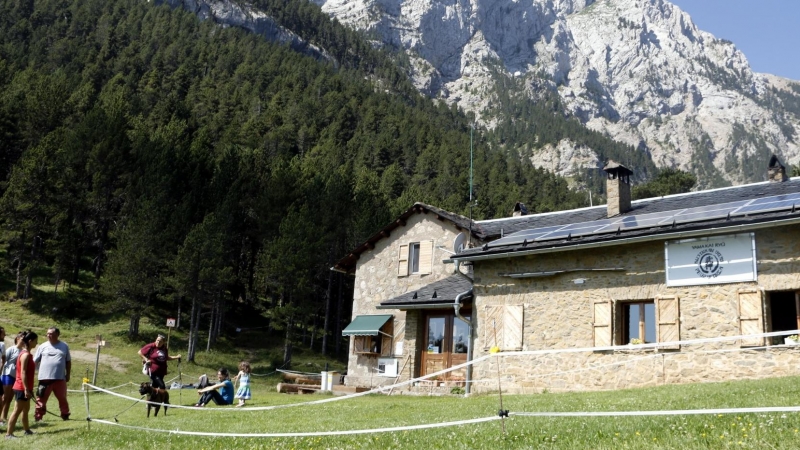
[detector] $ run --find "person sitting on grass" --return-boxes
[194,368,233,407]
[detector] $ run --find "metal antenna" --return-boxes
[468,123,476,247]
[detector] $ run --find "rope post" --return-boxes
[83,378,91,431]
[492,320,507,435]
[178,358,183,405]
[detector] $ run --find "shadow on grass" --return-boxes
[21,287,111,327]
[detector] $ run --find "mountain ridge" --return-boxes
[313,0,800,188]
[159,0,800,188]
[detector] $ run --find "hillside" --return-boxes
[0,0,600,355]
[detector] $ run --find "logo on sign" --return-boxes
[694,247,724,278]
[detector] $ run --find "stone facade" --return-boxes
[469,224,800,394]
[345,212,465,388]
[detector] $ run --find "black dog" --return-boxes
[139,382,169,418]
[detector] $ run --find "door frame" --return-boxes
[420,310,471,380]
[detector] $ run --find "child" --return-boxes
[232,361,252,407]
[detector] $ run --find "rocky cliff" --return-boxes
[161,0,800,187]
[314,0,800,187]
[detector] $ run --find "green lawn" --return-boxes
[3,300,800,448]
[8,374,800,449]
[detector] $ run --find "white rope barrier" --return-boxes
[276,369,321,377]
[68,381,139,394]
[87,415,501,437]
[512,405,800,418]
[78,329,800,414]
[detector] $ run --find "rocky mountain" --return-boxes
[160,0,800,188]
[313,0,800,188]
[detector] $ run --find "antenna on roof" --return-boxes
[467,122,477,248]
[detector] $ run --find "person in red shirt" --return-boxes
[5,330,38,440]
[138,334,181,390]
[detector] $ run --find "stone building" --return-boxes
[336,157,800,393]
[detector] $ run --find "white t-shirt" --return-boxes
[2,345,20,377]
[34,340,71,380]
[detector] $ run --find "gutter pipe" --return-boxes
[453,288,473,395]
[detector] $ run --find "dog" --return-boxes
[139,382,169,418]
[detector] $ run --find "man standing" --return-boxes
[34,327,71,421]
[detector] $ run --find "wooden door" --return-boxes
[421,313,471,381]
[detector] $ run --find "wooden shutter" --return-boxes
[503,305,524,351]
[738,289,764,346]
[484,305,504,349]
[397,244,409,277]
[656,296,680,349]
[380,320,394,357]
[593,300,613,347]
[419,240,434,274]
[483,305,523,351]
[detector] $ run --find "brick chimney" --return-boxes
[768,155,788,182]
[512,202,528,217]
[603,160,633,217]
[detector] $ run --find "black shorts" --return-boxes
[14,389,31,402]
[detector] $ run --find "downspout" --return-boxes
[454,260,474,395]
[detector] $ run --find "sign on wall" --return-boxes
[665,233,756,287]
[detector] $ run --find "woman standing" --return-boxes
[0,332,24,426]
[138,334,181,390]
[5,330,38,440]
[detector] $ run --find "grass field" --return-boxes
[4,299,800,448]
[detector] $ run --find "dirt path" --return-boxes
[70,349,131,373]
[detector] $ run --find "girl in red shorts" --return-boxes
[5,330,38,440]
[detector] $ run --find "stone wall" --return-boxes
[345,213,464,387]
[469,225,800,393]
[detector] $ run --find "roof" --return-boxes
[333,203,479,274]
[377,274,473,310]
[457,177,800,260]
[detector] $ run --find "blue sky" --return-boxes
[669,0,800,80]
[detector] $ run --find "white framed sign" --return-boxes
[665,233,757,287]
[166,317,176,328]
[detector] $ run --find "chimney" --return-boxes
[603,160,633,217]
[512,202,528,217]
[767,155,788,182]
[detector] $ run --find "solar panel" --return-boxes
[483,191,800,249]
[742,192,800,206]
[594,210,679,234]
[734,199,798,215]
[535,219,618,241]
[486,225,565,248]
[673,205,742,224]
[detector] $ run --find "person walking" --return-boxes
[138,334,181,390]
[1,332,24,426]
[33,327,71,422]
[5,331,38,439]
[232,361,252,407]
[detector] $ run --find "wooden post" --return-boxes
[92,335,103,385]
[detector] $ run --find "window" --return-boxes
[409,242,420,274]
[344,315,394,356]
[397,241,433,276]
[765,290,799,345]
[620,301,655,344]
